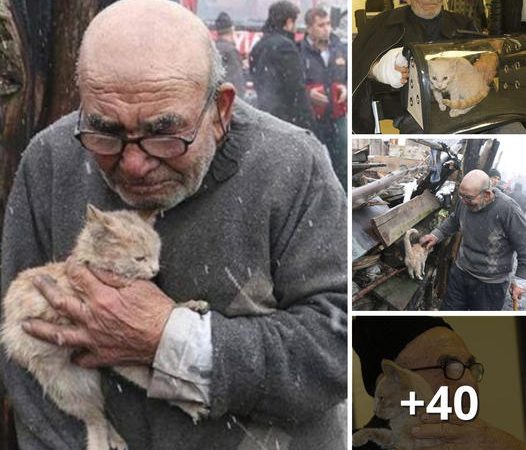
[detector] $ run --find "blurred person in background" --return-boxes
[215,12,246,98]
[300,7,347,190]
[249,0,314,129]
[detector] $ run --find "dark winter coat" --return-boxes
[216,37,246,97]
[352,6,476,133]
[299,33,348,125]
[249,28,314,129]
[1,100,347,450]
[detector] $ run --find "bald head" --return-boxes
[459,169,494,212]
[460,170,491,192]
[77,0,221,95]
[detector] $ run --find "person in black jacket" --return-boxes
[214,12,246,98]
[300,7,347,189]
[249,1,314,130]
[352,0,477,134]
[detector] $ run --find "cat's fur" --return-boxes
[404,228,431,280]
[1,205,208,450]
[352,360,438,449]
[428,57,489,117]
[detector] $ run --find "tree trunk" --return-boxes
[0,0,114,244]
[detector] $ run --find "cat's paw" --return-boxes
[108,424,127,450]
[438,102,447,111]
[179,299,210,314]
[449,109,461,117]
[352,430,370,447]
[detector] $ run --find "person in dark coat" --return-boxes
[300,7,347,190]
[214,12,246,98]
[510,182,526,212]
[249,0,314,129]
[352,1,477,134]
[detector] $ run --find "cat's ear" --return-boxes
[137,209,158,226]
[86,204,117,230]
[86,204,105,223]
[381,359,402,381]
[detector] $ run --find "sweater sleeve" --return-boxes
[431,202,461,242]
[505,205,526,279]
[1,139,87,450]
[209,144,347,425]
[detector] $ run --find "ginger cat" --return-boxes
[428,57,489,117]
[352,360,439,449]
[1,205,208,450]
[404,228,432,280]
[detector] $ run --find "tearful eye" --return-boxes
[135,256,146,262]
[432,76,436,80]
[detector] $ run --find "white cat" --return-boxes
[428,57,489,117]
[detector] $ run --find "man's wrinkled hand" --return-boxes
[419,234,438,250]
[412,414,525,449]
[23,262,175,368]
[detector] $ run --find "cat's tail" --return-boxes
[442,85,489,109]
[404,228,419,257]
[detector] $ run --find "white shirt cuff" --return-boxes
[148,307,212,406]
[514,276,526,289]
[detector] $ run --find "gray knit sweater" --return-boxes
[1,101,347,449]
[431,189,526,283]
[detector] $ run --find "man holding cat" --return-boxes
[0,1,347,449]
[352,0,477,133]
[353,0,526,133]
[420,169,526,310]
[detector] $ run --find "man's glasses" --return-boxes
[411,358,484,382]
[74,89,217,159]
[458,185,491,202]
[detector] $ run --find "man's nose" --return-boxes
[119,144,160,178]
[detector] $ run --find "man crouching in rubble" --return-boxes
[421,169,526,310]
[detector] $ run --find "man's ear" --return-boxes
[213,82,236,143]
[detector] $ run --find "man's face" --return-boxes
[79,78,218,210]
[284,17,297,33]
[458,184,491,212]
[407,0,443,19]
[395,328,480,405]
[308,14,331,46]
[490,176,500,188]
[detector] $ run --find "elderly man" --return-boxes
[0,1,347,449]
[420,169,526,310]
[352,0,477,133]
[352,317,526,449]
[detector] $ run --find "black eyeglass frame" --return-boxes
[458,187,490,202]
[410,358,484,382]
[74,87,218,159]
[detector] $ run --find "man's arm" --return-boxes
[428,202,462,243]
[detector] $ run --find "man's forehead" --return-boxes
[396,327,472,365]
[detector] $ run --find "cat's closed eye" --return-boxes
[135,256,146,262]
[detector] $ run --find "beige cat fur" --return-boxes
[1,205,207,450]
[428,57,490,117]
[404,229,432,280]
[352,360,439,449]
